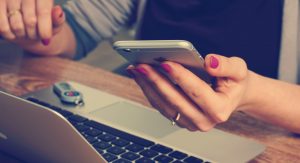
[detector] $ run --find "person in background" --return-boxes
[0,0,299,133]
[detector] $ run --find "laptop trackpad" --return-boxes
[90,102,180,138]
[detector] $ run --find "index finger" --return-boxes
[37,0,54,40]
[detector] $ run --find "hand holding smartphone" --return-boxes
[113,40,211,83]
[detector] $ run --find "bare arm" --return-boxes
[242,71,300,133]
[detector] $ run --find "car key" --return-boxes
[53,82,84,105]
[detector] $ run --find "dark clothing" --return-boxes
[140,0,284,78]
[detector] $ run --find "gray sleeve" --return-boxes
[63,0,138,59]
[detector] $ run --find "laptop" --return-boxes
[0,81,265,163]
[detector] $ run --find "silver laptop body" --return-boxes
[0,81,265,163]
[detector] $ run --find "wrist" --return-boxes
[238,70,263,112]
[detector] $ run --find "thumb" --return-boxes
[204,54,248,81]
[52,5,65,33]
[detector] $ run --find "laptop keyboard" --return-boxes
[27,97,210,163]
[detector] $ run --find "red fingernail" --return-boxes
[126,68,135,77]
[59,12,64,18]
[41,39,51,46]
[136,67,148,76]
[210,56,219,69]
[161,63,172,73]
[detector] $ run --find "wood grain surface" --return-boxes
[0,52,299,163]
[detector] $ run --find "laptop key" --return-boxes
[47,105,63,112]
[27,97,42,104]
[121,152,140,161]
[83,135,98,144]
[102,153,118,162]
[85,128,102,137]
[184,156,203,163]
[68,115,88,123]
[93,141,112,150]
[98,133,116,142]
[27,98,52,108]
[140,149,159,158]
[154,155,173,163]
[169,151,188,160]
[112,138,130,147]
[112,158,131,163]
[69,121,79,126]
[172,161,184,163]
[150,144,173,154]
[136,157,155,163]
[107,146,126,155]
[85,120,155,147]
[125,143,144,152]
[95,148,104,154]
[74,124,90,132]
[56,109,73,117]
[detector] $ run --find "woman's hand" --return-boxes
[0,0,65,46]
[127,54,251,131]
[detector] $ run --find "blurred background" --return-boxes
[0,0,134,76]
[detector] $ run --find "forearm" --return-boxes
[241,71,300,133]
[16,23,76,58]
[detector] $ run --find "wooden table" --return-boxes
[0,50,299,162]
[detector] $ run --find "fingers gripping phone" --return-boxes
[113,40,211,83]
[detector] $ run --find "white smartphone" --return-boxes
[113,40,211,83]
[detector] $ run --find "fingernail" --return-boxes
[136,67,148,76]
[126,68,135,77]
[41,39,51,46]
[161,63,172,73]
[59,12,64,18]
[210,56,219,69]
